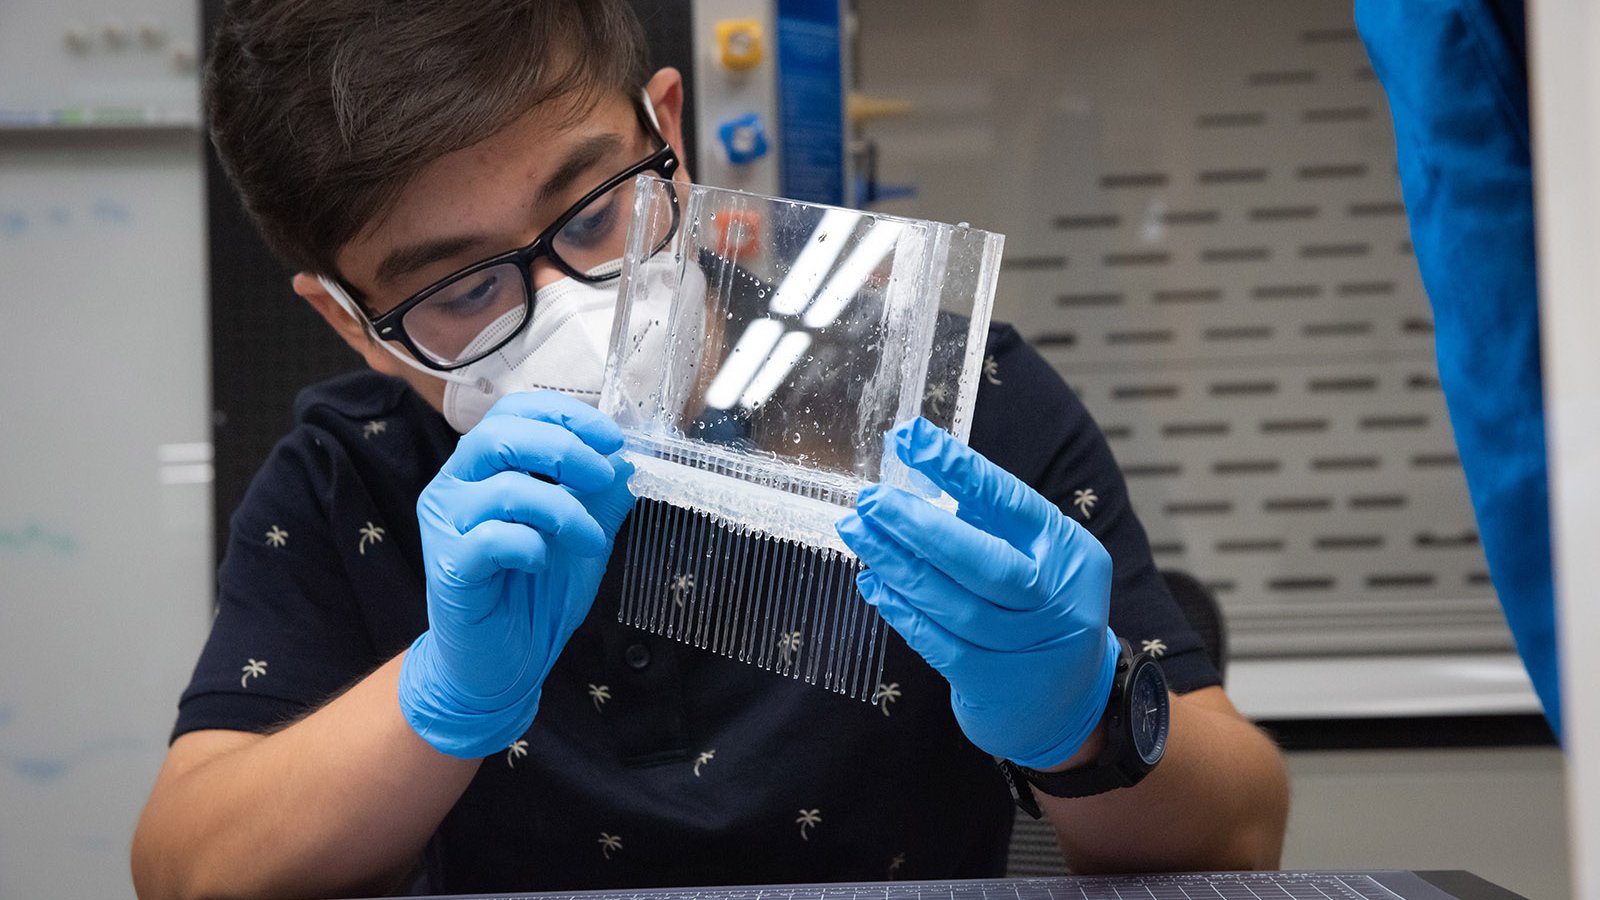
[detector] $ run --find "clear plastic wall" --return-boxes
[602,176,1004,552]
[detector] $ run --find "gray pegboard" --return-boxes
[856,0,1506,657]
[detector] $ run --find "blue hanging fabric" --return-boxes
[1356,0,1560,739]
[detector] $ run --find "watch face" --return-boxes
[1128,661,1171,766]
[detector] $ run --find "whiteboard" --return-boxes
[0,130,212,898]
[0,0,200,126]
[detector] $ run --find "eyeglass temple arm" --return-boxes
[316,275,487,390]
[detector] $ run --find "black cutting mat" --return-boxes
[365,871,1480,900]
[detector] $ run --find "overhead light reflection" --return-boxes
[739,330,814,409]
[767,209,859,316]
[705,318,785,409]
[801,222,904,328]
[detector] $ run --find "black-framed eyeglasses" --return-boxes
[347,107,681,371]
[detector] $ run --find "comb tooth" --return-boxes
[623,500,649,631]
[853,569,877,701]
[785,549,810,680]
[840,559,865,697]
[759,538,790,672]
[674,509,706,641]
[759,538,786,672]
[805,553,837,686]
[663,507,687,640]
[694,511,720,650]
[744,539,769,670]
[618,510,637,628]
[868,602,889,704]
[713,527,741,658]
[825,555,848,694]
[697,511,717,647]
[736,536,766,664]
[798,551,821,681]
[664,503,691,638]
[635,500,661,632]
[648,501,680,637]
[779,538,801,676]
[620,500,654,630]
[726,526,755,660]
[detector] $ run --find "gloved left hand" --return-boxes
[836,417,1119,769]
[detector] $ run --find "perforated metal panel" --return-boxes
[856,0,1507,657]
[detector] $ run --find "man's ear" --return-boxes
[645,67,687,161]
[291,272,395,372]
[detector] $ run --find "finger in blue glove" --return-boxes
[837,417,1118,769]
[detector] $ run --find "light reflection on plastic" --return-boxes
[705,318,785,409]
[767,209,859,316]
[739,330,814,410]
[801,222,903,328]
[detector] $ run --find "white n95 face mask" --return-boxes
[438,275,621,432]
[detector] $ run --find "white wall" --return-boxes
[1282,748,1568,899]
[0,2,209,895]
[0,130,212,898]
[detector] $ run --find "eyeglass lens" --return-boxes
[402,174,675,367]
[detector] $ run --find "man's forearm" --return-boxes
[1039,686,1289,873]
[132,652,480,900]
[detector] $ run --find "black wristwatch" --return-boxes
[997,639,1171,818]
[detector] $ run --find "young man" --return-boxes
[132,2,1289,898]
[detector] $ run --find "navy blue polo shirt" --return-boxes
[174,322,1219,893]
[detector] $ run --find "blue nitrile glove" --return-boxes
[835,418,1119,769]
[399,391,636,758]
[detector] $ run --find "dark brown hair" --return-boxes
[206,0,652,276]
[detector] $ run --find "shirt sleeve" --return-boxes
[172,426,378,740]
[970,324,1222,694]
[1356,0,1559,737]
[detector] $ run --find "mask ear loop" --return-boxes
[317,274,487,391]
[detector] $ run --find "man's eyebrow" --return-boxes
[536,133,627,205]
[374,234,497,286]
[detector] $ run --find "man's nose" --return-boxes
[530,257,567,292]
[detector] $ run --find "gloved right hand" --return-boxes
[399,391,635,759]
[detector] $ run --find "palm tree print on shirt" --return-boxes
[777,631,802,665]
[597,833,622,859]
[240,659,267,688]
[888,852,906,878]
[669,573,696,607]
[506,740,529,768]
[872,682,901,716]
[1072,488,1099,519]
[265,526,288,548]
[693,750,715,777]
[1141,638,1168,657]
[796,809,821,840]
[983,354,1002,385]
[587,684,611,712]
[357,521,385,555]
[923,383,952,415]
[362,420,387,439]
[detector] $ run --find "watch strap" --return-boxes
[996,758,1043,819]
[1018,755,1141,799]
